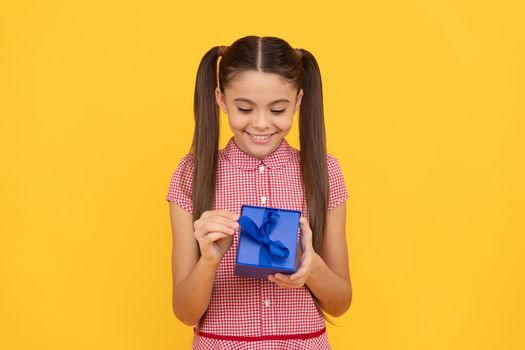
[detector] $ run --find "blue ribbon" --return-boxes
[238,209,289,267]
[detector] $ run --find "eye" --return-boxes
[237,108,286,114]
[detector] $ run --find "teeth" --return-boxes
[249,133,271,140]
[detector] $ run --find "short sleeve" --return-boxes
[165,153,194,214]
[327,153,349,211]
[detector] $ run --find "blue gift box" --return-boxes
[234,204,301,279]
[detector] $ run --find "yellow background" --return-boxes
[1,1,523,349]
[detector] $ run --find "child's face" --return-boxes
[215,70,303,160]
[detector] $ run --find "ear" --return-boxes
[295,88,304,110]
[215,87,228,114]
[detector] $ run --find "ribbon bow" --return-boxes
[238,209,289,267]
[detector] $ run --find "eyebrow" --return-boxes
[234,97,290,105]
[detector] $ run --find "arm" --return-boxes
[169,202,217,326]
[306,202,352,317]
[269,201,352,317]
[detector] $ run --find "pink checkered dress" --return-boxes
[166,136,349,350]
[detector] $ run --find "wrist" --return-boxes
[199,255,221,269]
[306,251,322,285]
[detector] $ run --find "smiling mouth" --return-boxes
[246,131,276,140]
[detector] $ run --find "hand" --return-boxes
[268,216,318,288]
[193,210,240,265]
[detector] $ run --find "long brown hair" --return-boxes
[191,36,335,326]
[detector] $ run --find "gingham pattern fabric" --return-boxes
[191,330,332,350]
[166,136,348,350]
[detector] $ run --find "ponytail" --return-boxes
[298,48,329,254]
[190,46,222,330]
[191,46,222,224]
[297,48,335,326]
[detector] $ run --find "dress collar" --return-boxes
[222,136,294,171]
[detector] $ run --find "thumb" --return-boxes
[299,217,313,244]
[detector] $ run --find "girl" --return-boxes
[166,35,351,349]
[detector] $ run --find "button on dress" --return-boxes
[166,136,349,350]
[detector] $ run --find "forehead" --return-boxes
[224,70,297,102]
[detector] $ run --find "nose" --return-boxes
[251,112,271,130]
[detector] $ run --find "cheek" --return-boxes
[275,116,294,131]
[228,115,247,129]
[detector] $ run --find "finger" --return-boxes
[269,275,300,289]
[211,210,240,221]
[290,258,307,279]
[202,231,231,243]
[273,272,294,283]
[289,266,307,281]
[195,214,239,232]
[199,210,239,225]
[200,210,212,219]
[299,221,313,245]
[268,274,288,286]
[299,217,312,234]
[204,221,237,235]
[195,222,236,239]
[274,281,296,289]
[207,215,240,229]
[290,249,311,280]
[295,242,302,268]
